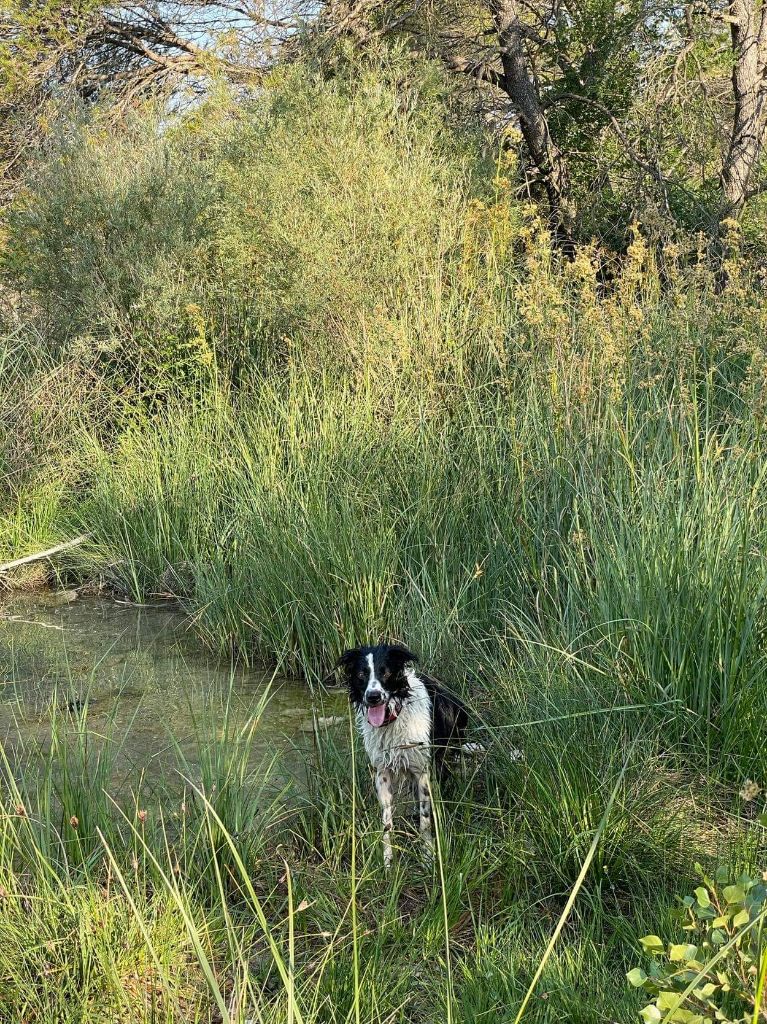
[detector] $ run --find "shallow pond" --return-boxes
[0,592,345,794]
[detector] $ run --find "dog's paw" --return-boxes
[460,741,486,756]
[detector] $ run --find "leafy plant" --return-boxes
[628,864,767,1023]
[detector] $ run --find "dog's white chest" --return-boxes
[357,675,432,774]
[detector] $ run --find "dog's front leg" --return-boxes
[375,768,395,870]
[416,771,434,861]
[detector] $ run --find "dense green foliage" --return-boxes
[5,65,471,391]
[629,865,767,1023]
[1,60,767,1023]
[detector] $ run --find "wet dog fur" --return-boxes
[335,643,471,868]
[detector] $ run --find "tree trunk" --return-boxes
[719,0,767,227]
[490,0,576,253]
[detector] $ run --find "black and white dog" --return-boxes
[335,643,474,868]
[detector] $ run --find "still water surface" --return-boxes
[0,592,344,792]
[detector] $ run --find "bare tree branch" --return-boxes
[442,53,508,91]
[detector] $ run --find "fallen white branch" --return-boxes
[2,616,65,630]
[0,535,89,574]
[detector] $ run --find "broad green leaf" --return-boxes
[695,887,711,908]
[669,943,698,962]
[750,882,767,904]
[732,907,749,928]
[723,885,745,904]
[627,967,648,987]
[715,970,731,992]
[655,999,706,1021]
[639,1004,662,1023]
[693,982,718,999]
[640,935,665,954]
[658,991,683,1009]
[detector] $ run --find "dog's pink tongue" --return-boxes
[367,704,387,727]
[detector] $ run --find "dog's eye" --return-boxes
[357,671,366,680]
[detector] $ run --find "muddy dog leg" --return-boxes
[416,771,433,862]
[375,768,395,869]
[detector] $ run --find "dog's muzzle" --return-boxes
[365,694,401,728]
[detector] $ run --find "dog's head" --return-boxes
[336,644,419,728]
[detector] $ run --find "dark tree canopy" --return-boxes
[3,0,767,256]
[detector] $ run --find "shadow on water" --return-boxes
[0,591,346,797]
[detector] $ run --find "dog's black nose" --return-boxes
[365,691,384,706]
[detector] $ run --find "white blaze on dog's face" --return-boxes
[337,644,419,729]
[364,652,388,724]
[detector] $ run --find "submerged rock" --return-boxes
[35,589,79,608]
[300,715,346,732]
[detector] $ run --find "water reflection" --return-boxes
[0,592,345,793]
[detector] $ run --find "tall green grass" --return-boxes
[1,679,746,1024]
[57,342,767,784]
[2,53,767,1022]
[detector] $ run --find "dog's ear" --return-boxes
[335,648,361,679]
[388,644,419,670]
